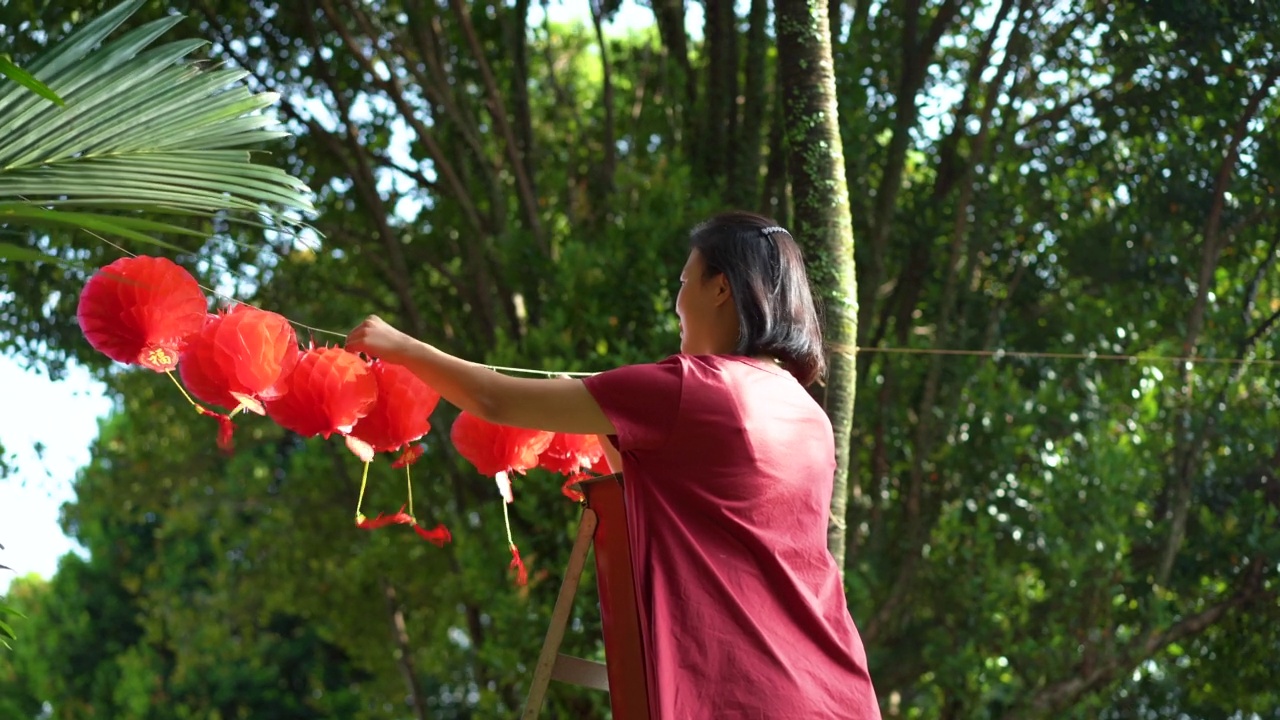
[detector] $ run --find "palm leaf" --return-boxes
[0,54,65,106]
[0,0,314,261]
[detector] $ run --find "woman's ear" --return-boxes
[712,272,732,306]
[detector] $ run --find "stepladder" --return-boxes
[521,474,653,720]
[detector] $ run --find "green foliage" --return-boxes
[0,543,20,654]
[0,53,64,105]
[0,0,312,376]
[0,0,313,237]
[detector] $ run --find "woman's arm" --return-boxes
[346,315,615,435]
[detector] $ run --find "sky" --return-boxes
[0,1,697,595]
[0,355,110,593]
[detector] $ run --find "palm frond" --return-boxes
[0,54,65,106]
[0,0,314,257]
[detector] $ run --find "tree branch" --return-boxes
[301,1,426,337]
[447,0,548,250]
[1180,65,1280,360]
[382,579,430,720]
[1241,226,1280,324]
[588,0,618,199]
[859,0,962,345]
[318,0,488,240]
[1160,64,1280,586]
[1007,570,1267,719]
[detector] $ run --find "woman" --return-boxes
[346,211,881,719]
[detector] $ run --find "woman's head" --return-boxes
[676,211,826,385]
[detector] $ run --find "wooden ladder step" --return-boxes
[550,654,610,691]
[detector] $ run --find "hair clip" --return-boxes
[760,226,788,236]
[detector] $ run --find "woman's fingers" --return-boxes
[345,315,381,354]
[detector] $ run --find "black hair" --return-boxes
[688,211,827,386]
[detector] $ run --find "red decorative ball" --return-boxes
[538,433,606,475]
[349,360,441,454]
[450,411,553,477]
[179,313,239,411]
[76,256,207,372]
[264,347,377,438]
[212,304,299,405]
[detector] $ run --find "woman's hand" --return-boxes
[345,315,414,362]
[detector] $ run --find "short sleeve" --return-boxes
[581,356,684,452]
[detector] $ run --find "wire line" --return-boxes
[88,235,1279,376]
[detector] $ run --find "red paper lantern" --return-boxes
[451,411,553,478]
[181,306,299,412]
[345,358,450,543]
[209,304,299,412]
[349,360,441,455]
[264,347,377,440]
[179,313,239,412]
[450,411,553,586]
[538,433,606,475]
[540,433,609,502]
[76,255,207,371]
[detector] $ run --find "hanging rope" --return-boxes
[89,235,1279,375]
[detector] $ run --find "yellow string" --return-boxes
[355,461,371,520]
[500,498,516,551]
[164,370,201,408]
[405,464,414,519]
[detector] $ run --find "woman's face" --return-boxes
[676,249,729,355]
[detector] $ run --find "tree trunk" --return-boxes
[650,0,695,151]
[382,578,430,720]
[776,0,858,571]
[730,0,770,209]
[699,0,739,184]
[589,0,617,200]
[760,74,790,222]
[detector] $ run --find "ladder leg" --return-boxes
[521,507,600,719]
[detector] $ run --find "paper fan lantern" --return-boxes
[540,432,608,502]
[349,360,441,455]
[539,433,605,475]
[176,314,241,450]
[209,304,299,413]
[179,314,238,410]
[345,360,448,547]
[264,347,377,441]
[76,255,207,371]
[451,411,553,586]
[451,411,553,480]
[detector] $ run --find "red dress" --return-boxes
[583,354,881,719]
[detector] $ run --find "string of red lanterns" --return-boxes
[76,255,611,585]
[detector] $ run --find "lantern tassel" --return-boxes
[357,504,413,529]
[405,463,415,519]
[561,472,588,503]
[354,461,371,524]
[165,370,201,408]
[498,487,527,587]
[494,470,527,585]
[412,522,451,546]
[167,370,235,452]
[509,543,528,587]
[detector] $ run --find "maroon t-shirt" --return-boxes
[583,354,880,719]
